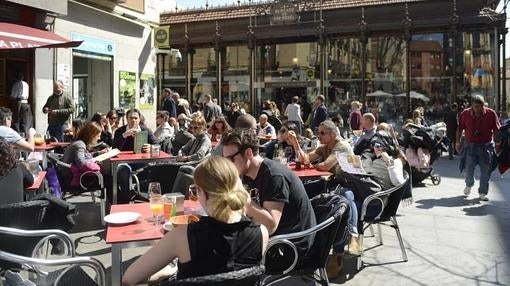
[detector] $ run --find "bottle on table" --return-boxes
[273,142,281,163]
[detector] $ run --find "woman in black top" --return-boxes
[0,137,33,204]
[122,156,268,285]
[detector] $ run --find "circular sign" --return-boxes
[155,28,168,44]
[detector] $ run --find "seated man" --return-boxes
[176,116,211,162]
[257,114,276,139]
[0,107,36,152]
[222,130,316,257]
[113,108,157,152]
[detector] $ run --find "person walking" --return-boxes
[161,88,177,118]
[284,96,304,135]
[42,80,74,141]
[456,95,501,201]
[444,103,459,159]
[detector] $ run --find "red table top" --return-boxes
[33,142,70,151]
[106,200,203,244]
[26,171,47,191]
[110,151,173,162]
[288,163,333,178]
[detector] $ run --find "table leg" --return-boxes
[42,150,48,170]
[112,162,118,204]
[111,244,122,286]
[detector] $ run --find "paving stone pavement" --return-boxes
[67,155,510,286]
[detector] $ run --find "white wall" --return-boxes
[33,48,54,134]
[51,1,158,130]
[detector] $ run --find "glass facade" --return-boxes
[221,45,250,112]
[191,47,217,103]
[254,42,320,114]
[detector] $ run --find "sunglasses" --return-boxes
[225,149,242,162]
[190,126,201,130]
[372,142,384,148]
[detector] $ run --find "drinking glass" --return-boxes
[215,134,222,142]
[148,182,163,226]
[188,184,198,201]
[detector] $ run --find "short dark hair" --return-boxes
[126,108,142,118]
[292,96,299,103]
[221,129,260,156]
[157,110,170,121]
[0,107,12,125]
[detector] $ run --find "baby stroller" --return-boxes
[400,123,448,186]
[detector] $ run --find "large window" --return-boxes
[221,45,250,112]
[192,48,217,103]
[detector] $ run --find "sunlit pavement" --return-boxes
[67,155,510,285]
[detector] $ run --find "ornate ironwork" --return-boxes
[249,0,323,26]
[359,7,368,45]
[247,27,256,50]
[214,21,221,50]
[401,3,413,41]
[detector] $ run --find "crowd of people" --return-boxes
[0,83,507,284]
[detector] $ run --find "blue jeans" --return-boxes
[463,143,494,195]
[333,188,358,253]
[48,124,64,142]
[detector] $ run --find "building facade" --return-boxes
[160,0,506,122]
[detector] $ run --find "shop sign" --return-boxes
[265,81,316,88]
[270,1,298,25]
[71,33,115,56]
[153,26,170,48]
[119,71,136,109]
[139,74,155,109]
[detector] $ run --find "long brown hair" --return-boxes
[0,138,17,177]
[75,122,102,149]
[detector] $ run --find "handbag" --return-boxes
[335,171,383,202]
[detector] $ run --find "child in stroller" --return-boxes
[400,122,448,186]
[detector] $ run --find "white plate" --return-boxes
[104,212,141,224]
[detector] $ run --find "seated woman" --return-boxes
[176,116,211,162]
[61,122,110,189]
[208,116,231,142]
[274,121,308,161]
[91,112,113,147]
[0,137,34,204]
[122,156,268,285]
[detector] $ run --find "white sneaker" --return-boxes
[479,194,488,201]
[463,186,471,196]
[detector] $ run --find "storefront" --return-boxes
[160,0,507,118]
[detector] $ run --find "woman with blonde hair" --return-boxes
[122,156,268,285]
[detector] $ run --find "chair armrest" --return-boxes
[262,216,337,274]
[79,171,104,190]
[360,175,409,221]
[0,226,75,257]
[0,250,106,286]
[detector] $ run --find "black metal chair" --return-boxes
[356,171,410,270]
[0,226,106,286]
[260,193,350,286]
[158,265,265,286]
[46,153,106,222]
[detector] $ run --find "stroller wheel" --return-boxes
[431,174,441,185]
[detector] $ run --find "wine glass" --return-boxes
[148,182,163,226]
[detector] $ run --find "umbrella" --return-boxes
[0,22,82,49]
[396,91,430,102]
[367,90,392,97]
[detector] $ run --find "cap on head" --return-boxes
[471,94,485,105]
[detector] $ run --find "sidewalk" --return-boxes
[332,156,510,285]
[67,155,510,285]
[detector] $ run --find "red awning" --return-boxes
[0,22,82,49]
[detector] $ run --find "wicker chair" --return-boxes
[159,265,265,286]
[260,193,350,286]
[0,226,106,286]
[356,171,410,270]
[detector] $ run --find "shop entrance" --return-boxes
[72,54,112,119]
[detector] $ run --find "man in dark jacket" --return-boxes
[161,88,177,118]
[113,108,157,151]
[311,94,328,133]
[444,103,458,159]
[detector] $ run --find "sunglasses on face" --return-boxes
[226,149,242,162]
[371,142,384,148]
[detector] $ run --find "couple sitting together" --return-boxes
[123,128,317,285]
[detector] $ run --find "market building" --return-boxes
[159,0,507,121]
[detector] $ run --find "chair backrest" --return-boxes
[263,193,349,274]
[0,200,50,269]
[47,152,73,192]
[163,265,265,286]
[170,165,195,197]
[380,172,410,221]
[137,163,182,194]
[306,193,350,269]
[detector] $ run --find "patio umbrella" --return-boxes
[0,22,82,49]
[396,91,430,101]
[367,90,392,97]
